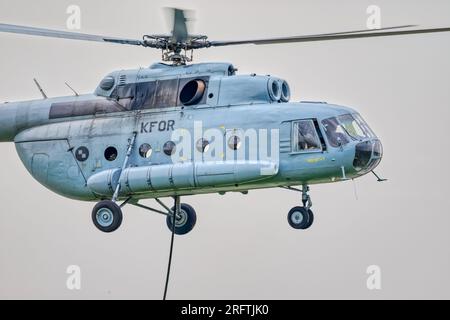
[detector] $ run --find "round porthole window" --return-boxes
[75,146,89,162]
[104,146,118,161]
[139,143,153,159]
[163,141,177,156]
[228,136,242,150]
[196,139,210,153]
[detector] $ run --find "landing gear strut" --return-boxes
[91,197,197,235]
[285,185,314,230]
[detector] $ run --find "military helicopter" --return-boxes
[0,8,449,235]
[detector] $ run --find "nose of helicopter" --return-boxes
[353,139,383,173]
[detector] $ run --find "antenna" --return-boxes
[65,82,79,96]
[33,78,47,99]
[352,179,359,201]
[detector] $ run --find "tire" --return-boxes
[166,203,197,235]
[92,200,123,233]
[287,207,314,230]
[303,209,314,229]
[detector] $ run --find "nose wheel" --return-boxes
[288,207,314,230]
[285,185,314,230]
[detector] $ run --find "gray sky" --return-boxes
[0,0,449,299]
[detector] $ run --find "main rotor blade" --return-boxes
[173,9,189,42]
[209,26,450,47]
[164,7,191,43]
[0,23,143,46]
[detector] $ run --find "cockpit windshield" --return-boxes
[337,114,375,140]
[322,114,376,147]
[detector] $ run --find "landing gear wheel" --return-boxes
[303,209,314,229]
[288,207,314,230]
[92,200,123,233]
[166,203,197,236]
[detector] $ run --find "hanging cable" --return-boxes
[163,197,178,300]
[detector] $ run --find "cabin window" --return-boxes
[75,147,89,162]
[292,120,322,152]
[196,139,210,153]
[228,136,242,151]
[163,141,177,156]
[139,143,153,159]
[104,147,118,161]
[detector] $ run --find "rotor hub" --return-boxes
[142,35,210,65]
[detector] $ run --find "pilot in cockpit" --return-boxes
[322,118,349,147]
[297,121,321,151]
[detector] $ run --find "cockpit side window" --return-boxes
[322,117,350,148]
[292,120,322,152]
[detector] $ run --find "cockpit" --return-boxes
[322,113,382,174]
[293,112,383,175]
[321,113,376,147]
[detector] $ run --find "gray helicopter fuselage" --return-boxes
[0,62,382,201]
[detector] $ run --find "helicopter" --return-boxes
[0,8,449,235]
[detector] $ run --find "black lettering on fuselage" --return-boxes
[158,121,167,132]
[141,122,149,133]
[140,121,176,134]
[167,120,175,131]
